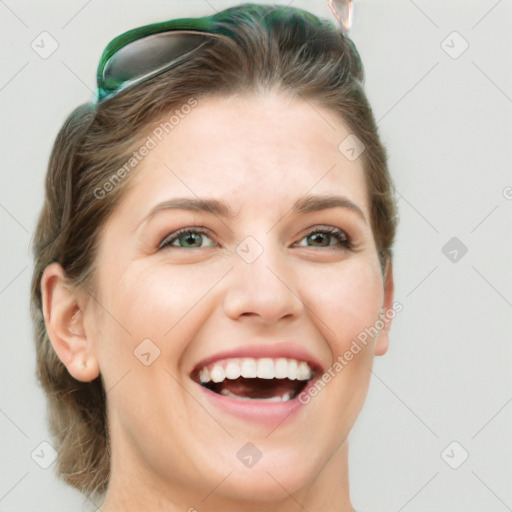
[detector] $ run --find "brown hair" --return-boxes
[31,3,397,498]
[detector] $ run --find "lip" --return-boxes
[195,374,320,427]
[189,341,323,427]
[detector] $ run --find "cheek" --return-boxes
[297,258,384,355]
[293,260,384,442]
[96,260,229,366]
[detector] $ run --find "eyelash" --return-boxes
[294,226,351,249]
[158,226,351,250]
[158,227,214,250]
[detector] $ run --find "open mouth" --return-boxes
[191,357,316,402]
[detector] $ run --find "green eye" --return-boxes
[158,226,351,251]
[297,226,350,248]
[159,228,216,249]
[306,232,331,247]
[177,232,203,248]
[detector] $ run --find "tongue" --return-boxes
[218,377,301,399]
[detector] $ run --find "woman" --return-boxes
[31,3,398,510]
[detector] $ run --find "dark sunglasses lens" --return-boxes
[102,31,211,95]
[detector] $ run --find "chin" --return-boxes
[193,438,331,504]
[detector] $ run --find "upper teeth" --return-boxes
[199,358,313,384]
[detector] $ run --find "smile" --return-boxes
[192,356,318,402]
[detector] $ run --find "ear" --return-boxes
[374,260,395,356]
[41,262,100,382]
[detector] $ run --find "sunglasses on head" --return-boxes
[96,1,353,103]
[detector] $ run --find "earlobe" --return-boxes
[41,263,100,382]
[374,260,395,357]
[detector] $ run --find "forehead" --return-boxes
[117,93,369,222]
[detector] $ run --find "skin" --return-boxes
[42,92,394,512]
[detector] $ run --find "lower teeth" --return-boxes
[220,389,292,402]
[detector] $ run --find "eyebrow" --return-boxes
[142,194,366,225]
[292,195,366,222]
[144,198,237,222]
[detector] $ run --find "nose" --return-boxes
[222,245,304,325]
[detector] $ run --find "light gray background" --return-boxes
[1,0,511,511]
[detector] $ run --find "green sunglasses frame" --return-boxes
[96,15,231,102]
[95,4,346,103]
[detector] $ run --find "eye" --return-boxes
[158,227,216,250]
[294,226,351,249]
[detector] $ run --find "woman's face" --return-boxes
[86,93,393,505]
